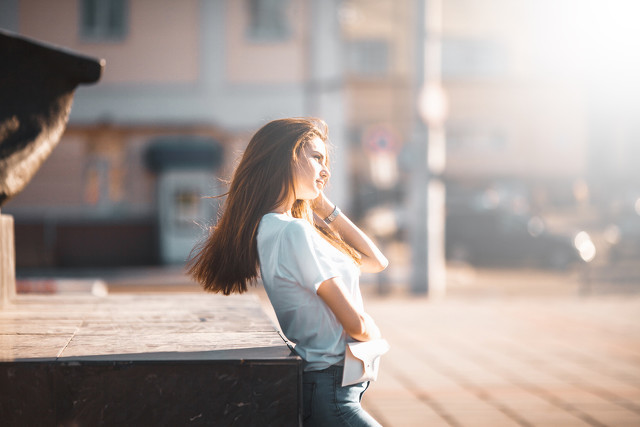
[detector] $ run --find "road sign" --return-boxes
[362,125,399,154]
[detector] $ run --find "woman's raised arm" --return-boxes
[312,192,389,273]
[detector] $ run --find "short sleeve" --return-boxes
[279,220,341,293]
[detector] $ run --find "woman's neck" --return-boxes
[270,198,293,215]
[270,209,291,216]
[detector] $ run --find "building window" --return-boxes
[442,38,508,79]
[84,158,110,206]
[347,39,390,77]
[247,0,291,42]
[447,125,507,151]
[174,189,202,230]
[80,0,128,41]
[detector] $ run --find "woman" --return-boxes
[188,117,387,426]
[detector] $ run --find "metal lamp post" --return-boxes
[409,0,448,296]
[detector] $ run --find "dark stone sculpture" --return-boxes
[0,29,103,206]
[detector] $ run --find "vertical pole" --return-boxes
[0,213,16,307]
[409,0,429,294]
[307,0,348,210]
[409,0,447,296]
[425,0,447,298]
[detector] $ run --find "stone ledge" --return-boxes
[0,214,16,308]
[0,293,302,426]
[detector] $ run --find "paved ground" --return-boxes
[16,264,640,426]
[359,293,640,427]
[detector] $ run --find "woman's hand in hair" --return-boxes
[312,193,389,273]
[310,191,335,221]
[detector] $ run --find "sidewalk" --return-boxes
[359,293,640,426]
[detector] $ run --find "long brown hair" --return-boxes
[187,117,360,295]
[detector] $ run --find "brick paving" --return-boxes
[358,294,640,426]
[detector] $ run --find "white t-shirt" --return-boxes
[257,213,363,371]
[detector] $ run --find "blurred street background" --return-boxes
[3,0,640,291]
[1,0,639,425]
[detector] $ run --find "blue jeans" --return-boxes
[303,365,382,427]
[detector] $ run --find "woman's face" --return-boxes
[293,136,330,200]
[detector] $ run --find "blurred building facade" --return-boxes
[2,0,637,269]
[340,0,415,225]
[2,0,420,269]
[442,0,640,271]
[2,0,353,267]
[443,0,640,216]
[441,0,589,209]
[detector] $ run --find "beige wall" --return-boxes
[441,0,590,181]
[8,136,87,208]
[445,81,588,179]
[19,0,200,84]
[346,81,412,131]
[341,0,414,78]
[442,0,601,83]
[225,0,307,84]
[7,124,231,215]
[340,0,415,147]
[442,0,541,80]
